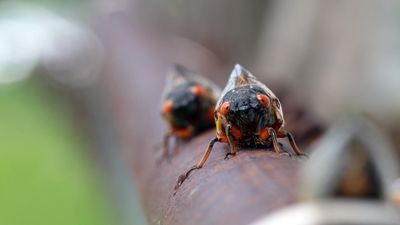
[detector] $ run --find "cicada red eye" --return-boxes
[219,101,231,115]
[257,94,270,106]
[162,100,173,113]
[190,85,206,96]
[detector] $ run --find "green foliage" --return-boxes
[0,81,115,225]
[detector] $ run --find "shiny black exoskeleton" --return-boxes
[222,86,278,145]
[165,81,215,133]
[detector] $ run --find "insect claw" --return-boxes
[224,152,236,160]
[174,165,201,191]
[278,152,291,158]
[174,174,187,191]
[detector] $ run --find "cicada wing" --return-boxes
[161,64,221,102]
[161,65,188,102]
[180,66,222,102]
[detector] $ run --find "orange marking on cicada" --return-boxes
[257,94,270,106]
[231,125,242,140]
[259,128,270,141]
[217,134,229,143]
[207,107,215,121]
[173,128,192,139]
[190,85,206,96]
[219,101,231,116]
[162,100,173,113]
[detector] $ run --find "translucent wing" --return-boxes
[217,64,285,126]
[161,64,221,102]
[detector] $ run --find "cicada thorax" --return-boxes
[162,81,216,139]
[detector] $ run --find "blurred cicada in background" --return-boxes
[160,64,221,161]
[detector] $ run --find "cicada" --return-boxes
[160,64,221,161]
[175,64,304,189]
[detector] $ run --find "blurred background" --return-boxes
[1,0,400,225]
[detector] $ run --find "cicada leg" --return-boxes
[156,132,174,164]
[278,130,306,156]
[224,124,237,160]
[174,137,220,191]
[157,127,194,165]
[267,128,286,154]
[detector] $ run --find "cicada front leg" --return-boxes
[258,127,287,155]
[174,137,220,191]
[224,124,237,160]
